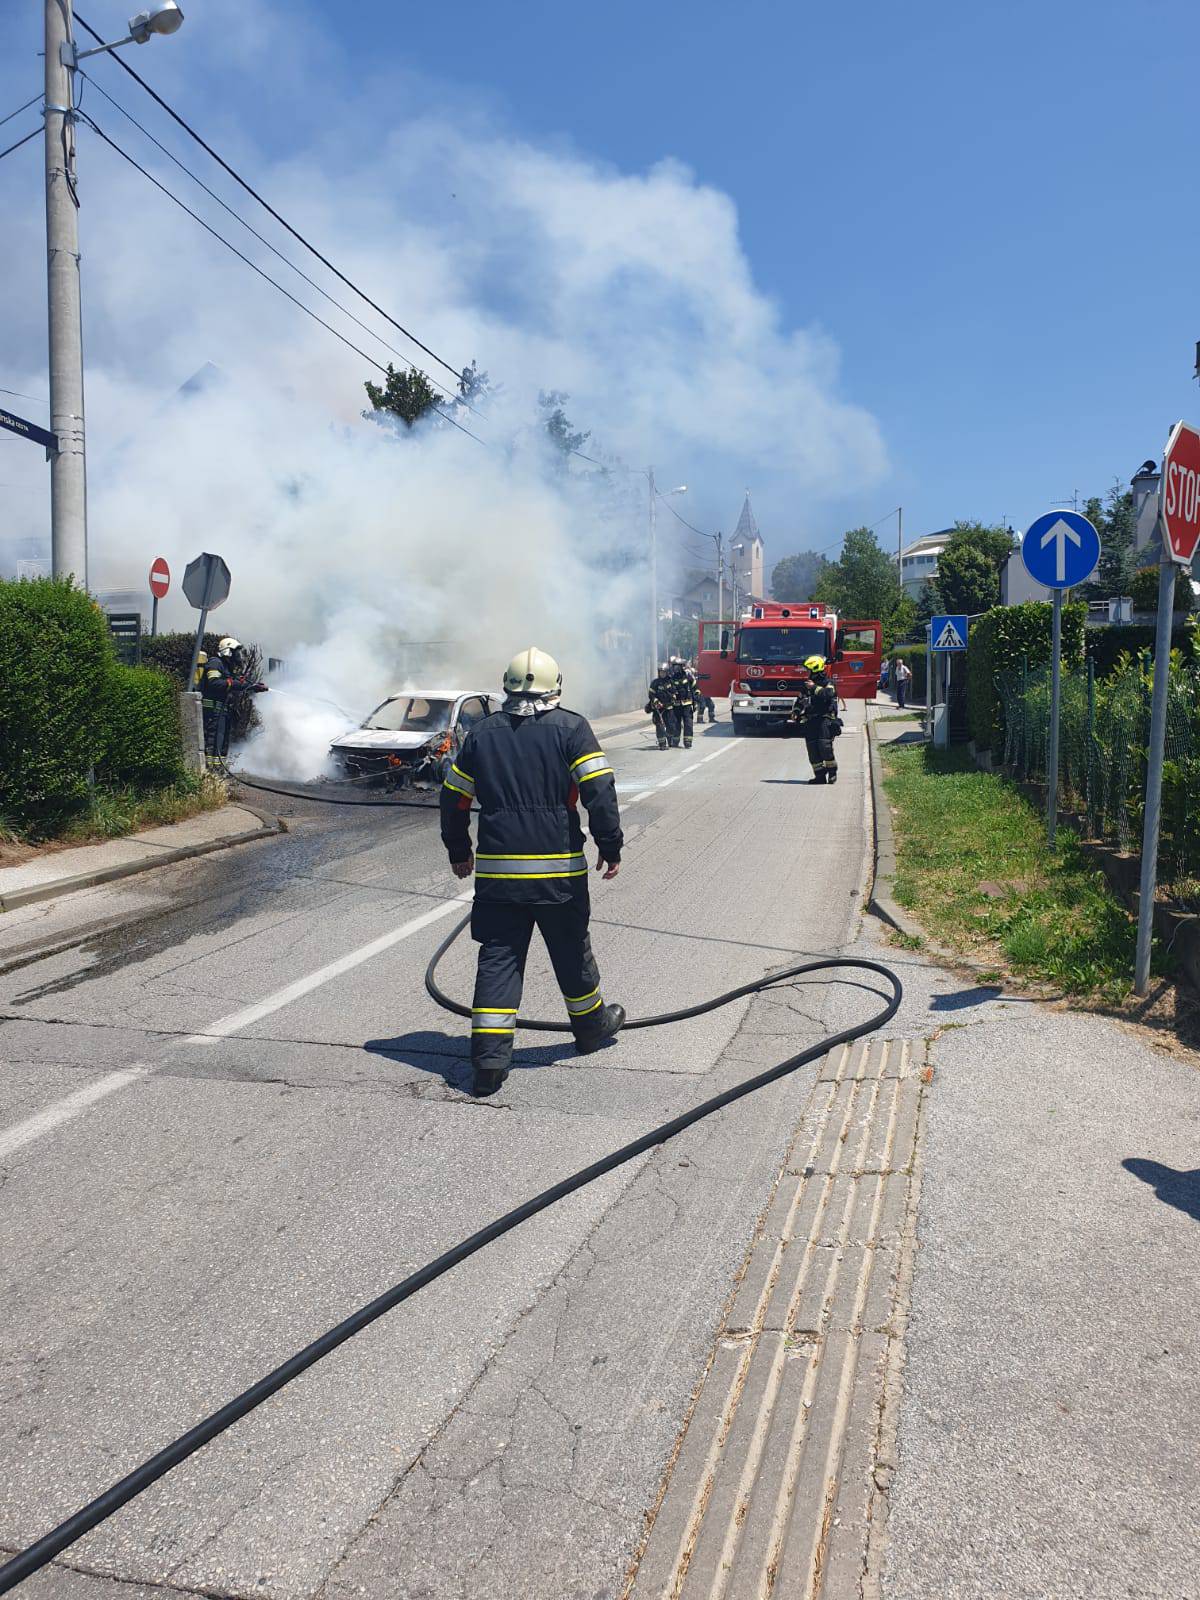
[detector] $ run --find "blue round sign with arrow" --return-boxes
[1021,510,1101,591]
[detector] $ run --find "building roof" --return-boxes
[732,491,761,545]
[901,529,954,560]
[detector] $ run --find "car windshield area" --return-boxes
[737,626,828,664]
[363,696,454,733]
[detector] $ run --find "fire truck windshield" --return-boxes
[736,626,828,664]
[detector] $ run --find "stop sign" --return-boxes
[1161,421,1200,566]
[149,557,170,598]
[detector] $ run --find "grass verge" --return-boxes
[1,773,228,866]
[881,744,1167,1003]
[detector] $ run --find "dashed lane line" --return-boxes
[0,1066,150,1160]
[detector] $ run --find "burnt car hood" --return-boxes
[329,729,435,753]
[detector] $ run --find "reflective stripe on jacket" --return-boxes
[440,706,623,905]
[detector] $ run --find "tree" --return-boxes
[770,550,830,602]
[538,390,590,462]
[914,578,939,627]
[1082,482,1137,600]
[930,521,1014,615]
[1130,565,1192,613]
[815,527,902,621]
[364,363,440,429]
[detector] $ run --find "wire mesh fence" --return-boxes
[999,653,1200,888]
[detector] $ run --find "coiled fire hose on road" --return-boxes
[0,915,901,1594]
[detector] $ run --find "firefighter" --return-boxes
[694,663,716,725]
[669,657,695,749]
[645,667,672,750]
[203,637,268,759]
[648,660,679,749]
[441,646,626,1098]
[798,654,839,784]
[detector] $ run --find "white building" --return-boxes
[900,530,953,598]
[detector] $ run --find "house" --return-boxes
[900,530,953,598]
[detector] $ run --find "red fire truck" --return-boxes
[696,602,882,734]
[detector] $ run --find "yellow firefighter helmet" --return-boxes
[502,646,562,697]
[804,654,827,673]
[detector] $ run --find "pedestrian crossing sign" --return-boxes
[931,614,968,651]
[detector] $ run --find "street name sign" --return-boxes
[149,557,170,599]
[1160,420,1200,566]
[1021,510,1100,590]
[0,407,58,453]
[931,614,968,650]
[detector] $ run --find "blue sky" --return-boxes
[2,0,1199,578]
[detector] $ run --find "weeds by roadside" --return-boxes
[61,771,228,842]
[881,744,1167,1003]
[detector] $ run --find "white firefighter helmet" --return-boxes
[217,636,242,656]
[502,646,562,698]
[195,650,208,666]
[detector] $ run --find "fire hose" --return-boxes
[0,917,901,1594]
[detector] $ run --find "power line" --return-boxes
[0,126,40,164]
[0,386,48,406]
[72,9,469,386]
[655,487,716,543]
[76,72,465,409]
[0,93,41,130]
[80,115,491,449]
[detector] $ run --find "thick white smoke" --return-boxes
[0,0,887,777]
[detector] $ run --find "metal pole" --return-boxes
[1134,559,1177,994]
[45,0,87,586]
[150,594,159,638]
[1086,654,1095,824]
[897,506,903,591]
[647,466,657,673]
[1047,589,1062,844]
[716,531,724,626]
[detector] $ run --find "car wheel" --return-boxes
[732,714,749,735]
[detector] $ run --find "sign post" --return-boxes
[1134,421,1200,994]
[1020,511,1101,844]
[929,615,967,749]
[183,553,232,693]
[148,557,170,638]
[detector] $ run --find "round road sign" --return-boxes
[1161,421,1200,567]
[1020,510,1100,591]
[149,557,170,599]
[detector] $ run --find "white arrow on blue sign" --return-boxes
[1021,510,1101,590]
[931,614,968,650]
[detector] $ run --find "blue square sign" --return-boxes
[930,614,968,651]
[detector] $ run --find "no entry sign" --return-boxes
[149,557,170,599]
[1161,421,1200,566]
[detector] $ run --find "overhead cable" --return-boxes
[72,9,469,385]
[0,93,41,130]
[0,126,40,164]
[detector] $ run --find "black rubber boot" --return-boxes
[684,737,693,749]
[658,738,668,750]
[827,769,838,784]
[809,773,827,785]
[470,1065,509,1097]
[574,1003,626,1056]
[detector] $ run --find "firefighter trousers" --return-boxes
[651,708,670,748]
[805,724,837,779]
[674,704,693,747]
[469,899,607,1070]
[662,706,681,746]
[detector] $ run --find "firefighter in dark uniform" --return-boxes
[694,663,716,725]
[796,654,839,784]
[441,646,626,1098]
[648,661,679,749]
[669,657,694,749]
[202,637,268,759]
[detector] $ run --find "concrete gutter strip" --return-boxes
[0,803,284,913]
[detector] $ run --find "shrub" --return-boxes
[99,663,184,789]
[1084,621,1196,677]
[0,577,112,832]
[888,644,928,701]
[1130,565,1191,613]
[141,629,223,688]
[966,601,1086,750]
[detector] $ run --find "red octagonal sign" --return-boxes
[1161,421,1200,566]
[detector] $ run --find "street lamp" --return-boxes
[647,473,687,671]
[45,0,187,585]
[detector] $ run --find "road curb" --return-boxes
[865,720,924,940]
[0,806,286,914]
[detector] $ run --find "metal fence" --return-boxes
[1000,655,1200,887]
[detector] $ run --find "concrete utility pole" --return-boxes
[897,506,903,591]
[715,530,724,624]
[647,466,658,672]
[45,0,87,586]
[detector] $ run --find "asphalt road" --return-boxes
[0,707,872,1600]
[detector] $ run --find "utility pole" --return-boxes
[897,506,903,591]
[45,0,88,586]
[647,466,658,672]
[716,530,724,623]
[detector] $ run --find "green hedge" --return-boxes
[98,664,183,789]
[0,578,112,831]
[1085,622,1196,677]
[141,629,224,687]
[966,601,1086,751]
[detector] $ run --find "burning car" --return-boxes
[329,690,500,788]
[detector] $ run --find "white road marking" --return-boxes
[624,736,741,806]
[183,889,474,1043]
[0,1067,150,1160]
